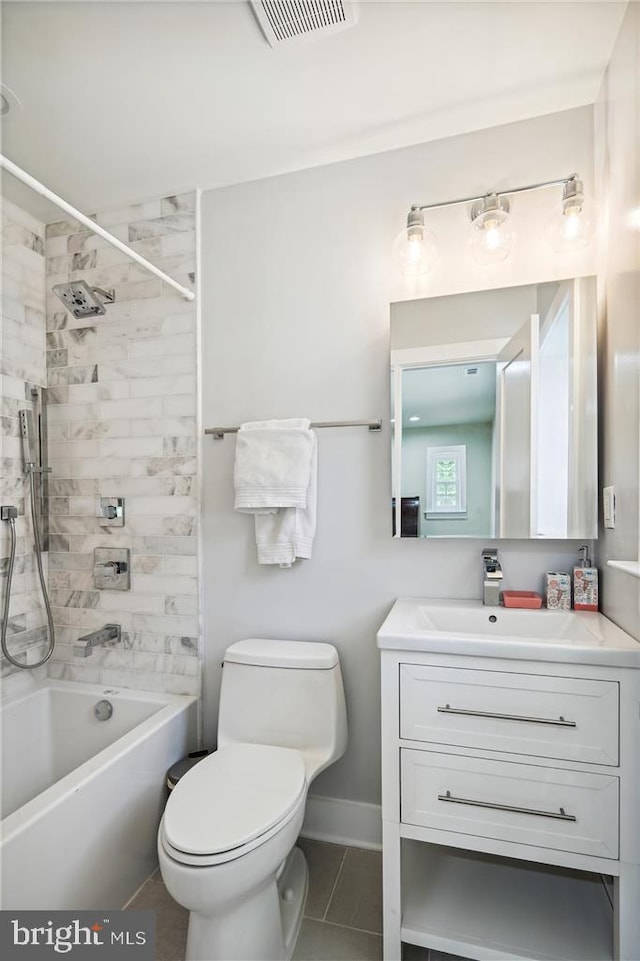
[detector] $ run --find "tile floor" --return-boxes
[127,838,466,961]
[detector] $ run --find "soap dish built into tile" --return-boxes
[502,590,543,609]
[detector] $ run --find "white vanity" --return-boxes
[378,597,640,961]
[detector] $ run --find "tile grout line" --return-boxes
[321,847,349,922]
[309,917,383,939]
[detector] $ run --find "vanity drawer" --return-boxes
[401,748,619,859]
[400,665,619,765]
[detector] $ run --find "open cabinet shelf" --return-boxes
[401,841,613,961]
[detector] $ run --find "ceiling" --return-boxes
[402,362,497,428]
[0,1,627,221]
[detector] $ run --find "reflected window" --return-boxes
[426,445,467,515]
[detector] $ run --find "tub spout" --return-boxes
[74,623,121,657]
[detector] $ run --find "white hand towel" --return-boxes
[233,419,318,567]
[234,418,313,512]
[255,432,317,567]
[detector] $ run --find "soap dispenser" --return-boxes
[573,545,599,612]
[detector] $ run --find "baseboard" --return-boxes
[300,794,382,851]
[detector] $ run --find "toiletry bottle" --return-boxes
[573,545,599,612]
[546,572,571,610]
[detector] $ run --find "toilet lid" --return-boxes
[163,743,306,857]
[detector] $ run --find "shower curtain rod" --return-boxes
[0,154,195,302]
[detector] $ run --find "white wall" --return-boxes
[201,106,596,807]
[594,3,640,639]
[402,424,494,537]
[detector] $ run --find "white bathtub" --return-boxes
[0,678,197,910]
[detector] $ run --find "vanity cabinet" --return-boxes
[378,610,640,961]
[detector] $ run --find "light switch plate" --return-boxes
[603,486,616,529]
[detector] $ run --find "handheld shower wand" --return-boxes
[1,407,55,669]
[19,408,37,470]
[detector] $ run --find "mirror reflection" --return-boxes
[390,277,597,539]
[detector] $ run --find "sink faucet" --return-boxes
[74,623,121,658]
[482,548,503,606]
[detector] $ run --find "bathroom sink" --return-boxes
[377,597,640,666]
[416,605,599,642]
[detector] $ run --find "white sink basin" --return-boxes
[377,597,640,666]
[417,604,601,643]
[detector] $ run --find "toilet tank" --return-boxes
[217,639,348,781]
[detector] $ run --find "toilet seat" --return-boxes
[161,743,307,866]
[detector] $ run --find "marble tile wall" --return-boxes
[0,200,50,677]
[44,192,201,695]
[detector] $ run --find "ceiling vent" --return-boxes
[250,1,358,47]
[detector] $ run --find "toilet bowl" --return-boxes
[158,639,348,961]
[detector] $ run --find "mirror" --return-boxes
[390,277,597,539]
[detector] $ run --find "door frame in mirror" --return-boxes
[391,337,508,539]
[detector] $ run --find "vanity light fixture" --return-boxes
[395,174,593,275]
[468,193,515,265]
[409,415,420,422]
[392,205,438,277]
[545,177,596,252]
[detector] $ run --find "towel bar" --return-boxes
[205,419,383,439]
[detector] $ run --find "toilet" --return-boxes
[158,638,348,961]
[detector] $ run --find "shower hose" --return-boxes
[1,467,55,668]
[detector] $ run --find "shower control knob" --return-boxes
[98,497,125,527]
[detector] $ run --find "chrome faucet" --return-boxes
[74,623,121,658]
[482,548,503,606]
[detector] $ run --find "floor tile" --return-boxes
[431,953,470,961]
[127,875,188,961]
[402,943,430,960]
[402,947,469,961]
[297,838,347,920]
[325,847,383,934]
[293,919,382,961]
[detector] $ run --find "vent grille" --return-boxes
[251,1,358,47]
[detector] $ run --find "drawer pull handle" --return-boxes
[437,704,577,727]
[437,790,577,822]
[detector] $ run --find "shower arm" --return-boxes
[91,286,115,305]
[0,154,195,303]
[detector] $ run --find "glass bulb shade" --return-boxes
[393,223,437,277]
[546,194,596,252]
[467,217,516,265]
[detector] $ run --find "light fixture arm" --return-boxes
[411,174,578,215]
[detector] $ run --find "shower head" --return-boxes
[52,281,115,319]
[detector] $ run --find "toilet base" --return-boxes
[278,846,308,959]
[184,845,309,961]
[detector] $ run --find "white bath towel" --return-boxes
[234,418,314,513]
[233,419,317,567]
[255,432,317,567]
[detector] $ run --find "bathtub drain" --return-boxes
[94,699,114,721]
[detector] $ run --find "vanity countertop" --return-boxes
[377,596,640,667]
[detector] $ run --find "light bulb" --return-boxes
[546,179,596,252]
[467,194,515,265]
[627,207,640,231]
[393,206,437,277]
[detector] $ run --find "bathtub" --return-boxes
[0,678,197,910]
